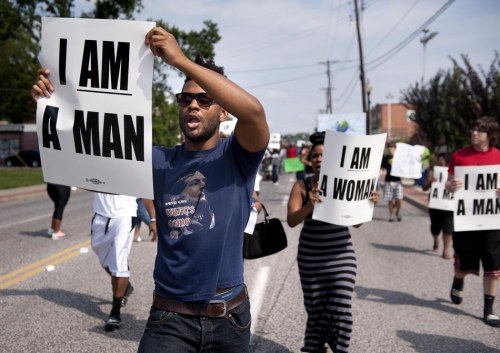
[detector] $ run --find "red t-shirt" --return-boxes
[448,146,500,175]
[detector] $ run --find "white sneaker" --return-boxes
[47,228,54,236]
[52,231,66,240]
[134,236,142,243]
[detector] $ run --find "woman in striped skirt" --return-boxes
[287,132,378,353]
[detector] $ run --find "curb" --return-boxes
[404,194,428,213]
[402,184,428,213]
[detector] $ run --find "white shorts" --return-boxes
[91,213,134,277]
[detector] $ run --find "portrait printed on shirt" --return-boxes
[164,171,215,239]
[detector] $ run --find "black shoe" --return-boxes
[121,282,134,307]
[450,288,463,304]
[450,277,464,304]
[484,314,500,328]
[104,316,122,332]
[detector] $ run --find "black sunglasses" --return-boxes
[175,92,214,108]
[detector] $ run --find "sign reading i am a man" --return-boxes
[36,17,155,198]
[428,166,454,211]
[453,165,500,231]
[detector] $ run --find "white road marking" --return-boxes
[0,213,51,230]
[250,266,270,337]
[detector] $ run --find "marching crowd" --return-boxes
[30,23,499,353]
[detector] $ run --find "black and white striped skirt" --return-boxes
[298,219,356,353]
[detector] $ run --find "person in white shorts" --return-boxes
[91,193,138,332]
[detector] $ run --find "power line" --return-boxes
[244,72,324,89]
[365,0,455,72]
[366,0,421,56]
[230,63,318,74]
[227,0,454,90]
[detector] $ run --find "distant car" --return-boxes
[4,150,41,167]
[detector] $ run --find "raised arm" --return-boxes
[145,26,269,152]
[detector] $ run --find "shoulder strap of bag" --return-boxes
[260,203,270,224]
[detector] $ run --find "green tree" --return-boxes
[403,53,500,151]
[81,0,143,19]
[0,0,80,123]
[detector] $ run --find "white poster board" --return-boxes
[428,166,455,211]
[391,142,425,179]
[313,130,387,226]
[36,17,155,198]
[453,165,500,231]
[268,133,281,151]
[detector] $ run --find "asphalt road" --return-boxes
[0,176,499,353]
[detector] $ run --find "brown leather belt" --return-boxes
[152,286,248,318]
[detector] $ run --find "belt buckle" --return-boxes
[208,299,227,317]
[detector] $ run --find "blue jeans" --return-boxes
[133,198,151,228]
[137,299,251,353]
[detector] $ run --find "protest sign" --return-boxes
[428,166,454,211]
[283,157,305,173]
[36,17,155,198]
[390,142,426,179]
[313,130,387,226]
[453,165,500,231]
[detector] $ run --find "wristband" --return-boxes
[150,218,156,222]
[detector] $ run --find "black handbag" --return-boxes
[243,203,287,259]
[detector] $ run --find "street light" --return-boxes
[386,93,393,140]
[420,28,438,83]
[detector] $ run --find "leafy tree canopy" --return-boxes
[402,52,500,151]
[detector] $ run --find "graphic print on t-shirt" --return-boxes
[164,171,215,239]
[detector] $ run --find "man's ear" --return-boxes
[219,108,228,122]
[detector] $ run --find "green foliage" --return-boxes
[81,0,143,19]
[402,53,500,151]
[0,0,39,123]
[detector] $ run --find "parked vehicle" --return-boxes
[4,150,41,167]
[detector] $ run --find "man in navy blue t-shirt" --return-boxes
[139,26,269,352]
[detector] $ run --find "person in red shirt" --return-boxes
[445,116,500,328]
[286,144,297,158]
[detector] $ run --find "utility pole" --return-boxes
[320,60,336,114]
[353,0,368,134]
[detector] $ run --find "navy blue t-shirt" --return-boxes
[152,135,265,301]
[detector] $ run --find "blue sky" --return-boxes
[75,0,500,135]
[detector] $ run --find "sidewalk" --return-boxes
[403,184,429,212]
[0,184,47,203]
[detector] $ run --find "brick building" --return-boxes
[370,102,417,142]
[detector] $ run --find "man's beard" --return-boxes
[180,117,220,143]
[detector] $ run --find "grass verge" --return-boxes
[0,168,44,190]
